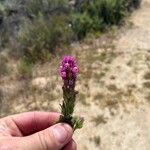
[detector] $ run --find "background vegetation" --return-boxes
[0,0,141,62]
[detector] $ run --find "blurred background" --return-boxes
[0,0,150,149]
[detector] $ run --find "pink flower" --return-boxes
[59,56,78,89]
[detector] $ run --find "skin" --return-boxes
[0,112,77,150]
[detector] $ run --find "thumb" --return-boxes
[20,123,73,150]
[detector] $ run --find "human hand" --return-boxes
[0,112,76,150]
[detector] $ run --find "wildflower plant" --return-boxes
[59,56,84,131]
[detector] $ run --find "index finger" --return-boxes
[10,111,60,136]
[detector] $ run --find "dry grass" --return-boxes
[92,136,101,146]
[92,115,107,126]
[0,55,9,77]
[145,93,150,103]
[143,81,150,88]
[0,89,3,110]
[94,93,105,101]
[78,92,89,106]
[17,60,33,79]
[107,84,118,92]
[144,71,150,80]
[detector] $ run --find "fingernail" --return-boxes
[52,124,69,143]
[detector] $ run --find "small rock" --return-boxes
[31,77,50,90]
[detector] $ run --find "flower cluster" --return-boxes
[58,55,83,131]
[59,56,78,89]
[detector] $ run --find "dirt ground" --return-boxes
[0,0,150,150]
[73,0,150,149]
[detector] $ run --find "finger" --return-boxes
[10,111,60,135]
[62,139,77,150]
[20,123,73,150]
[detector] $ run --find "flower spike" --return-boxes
[59,56,84,131]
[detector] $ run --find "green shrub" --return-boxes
[0,88,3,101]
[19,14,73,62]
[0,28,10,48]
[18,59,33,79]
[18,0,73,63]
[26,0,69,19]
[72,0,126,39]
[0,4,9,48]
[71,12,99,40]
[0,55,9,76]
[97,0,125,25]
[125,0,141,11]
[1,0,141,62]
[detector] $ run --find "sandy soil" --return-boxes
[73,0,150,149]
